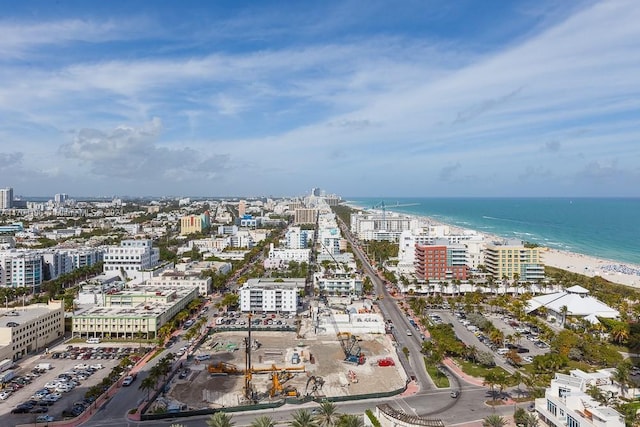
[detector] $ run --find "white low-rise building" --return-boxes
[536,369,624,427]
[239,278,305,314]
[102,239,160,280]
[0,300,64,361]
[314,272,363,296]
[268,243,310,263]
[72,285,199,340]
[148,271,212,296]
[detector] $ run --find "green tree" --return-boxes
[207,412,235,427]
[250,416,275,427]
[139,376,156,401]
[483,415,507,427]
[336,415,364,427]
[315,401,341,427]
[290,409,319,427]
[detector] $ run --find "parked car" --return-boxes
[450,390,460,398]
[36,415,55,423]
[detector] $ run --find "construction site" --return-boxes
[156,301,406,411]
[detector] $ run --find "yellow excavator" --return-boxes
[269,370,298,398]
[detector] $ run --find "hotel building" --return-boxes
[0,250,43,289]
[414,243,468,281]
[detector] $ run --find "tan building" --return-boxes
[294,208,318,225]
[0,300,64,361]
[180,212,211,236]
[148,271,212,296]
[484,239,544,283]
[72,286,198,340]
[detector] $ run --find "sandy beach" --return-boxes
[542,248,640,288]
[352,203,640,289]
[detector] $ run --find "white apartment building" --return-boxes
[268,243,310,263]
[0,300,64,361]
[285,227,309,249]
[314,272,363,296]
[397,228,484,268]
[319,228,341,255]
[229,230,254,249]
[102,239,160,280]
[0,250,43,289]
[350,211,419,241]
[72,285,199,340]
[536,370,624,427]
[41,247,104,280]
[239,280,301,314]
[189,237,230,253]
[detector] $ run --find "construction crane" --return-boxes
[244,313,255,401]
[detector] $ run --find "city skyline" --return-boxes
[1,1,639,197]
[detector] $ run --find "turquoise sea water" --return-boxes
[347,198,640,266]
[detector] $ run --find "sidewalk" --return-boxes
[442,357,484,387]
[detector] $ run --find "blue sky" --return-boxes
[1,0,639,198]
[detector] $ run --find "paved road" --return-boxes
[83,219,522,426]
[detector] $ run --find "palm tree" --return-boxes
[139,376,156,401]
[290,409,318,427]
[611,323,630,344]
[559,305,569,327]
[315,401,341,427]
[250,416,275,427]
[336,414,363,427]
[482,414,507,427]
[207,412,235,427]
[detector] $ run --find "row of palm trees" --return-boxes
[138,353,177,401]
[200,402,364,427]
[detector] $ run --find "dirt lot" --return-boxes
[164,327,405,410]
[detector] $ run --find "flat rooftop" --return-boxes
[0,304,61,327]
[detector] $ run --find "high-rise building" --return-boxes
[414,244,468,281]
[311,187,321,197]
[0,188,13,210]
[54,193,68,205]
[238,200,247,218]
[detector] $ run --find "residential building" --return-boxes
[0,250,43,289]
[0,188,13,210]
[350,211,419,241]
[238,200,247,218]
[285,227,309,249]
[535,370,624,427]
[294,208,318,225]
[319,228,341,255]
[0,300,64,361]
[180,211,211,235]
[484,239,544,283]
[102,239,160,280]
[239,279,303,314]
[414,243,468,281]
[72,285,199,340]
[314,272,363,296]
[268,243,310,263]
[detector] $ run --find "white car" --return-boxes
[45,381,61,389]
[90,364,104,370]
[0,391,11,400]
[56,383,74,393]
[36,415,55,423]
[122,375,135,386]
[43,393,62,402]
[195,354,211,361]
[74,363,89,370]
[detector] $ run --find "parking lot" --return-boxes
[0,343,151,425]
[212,311,297,330]
[430,309,549,365]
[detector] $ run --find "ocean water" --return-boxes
[347,198,640,266]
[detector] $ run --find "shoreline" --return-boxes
[345,202,640,289]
